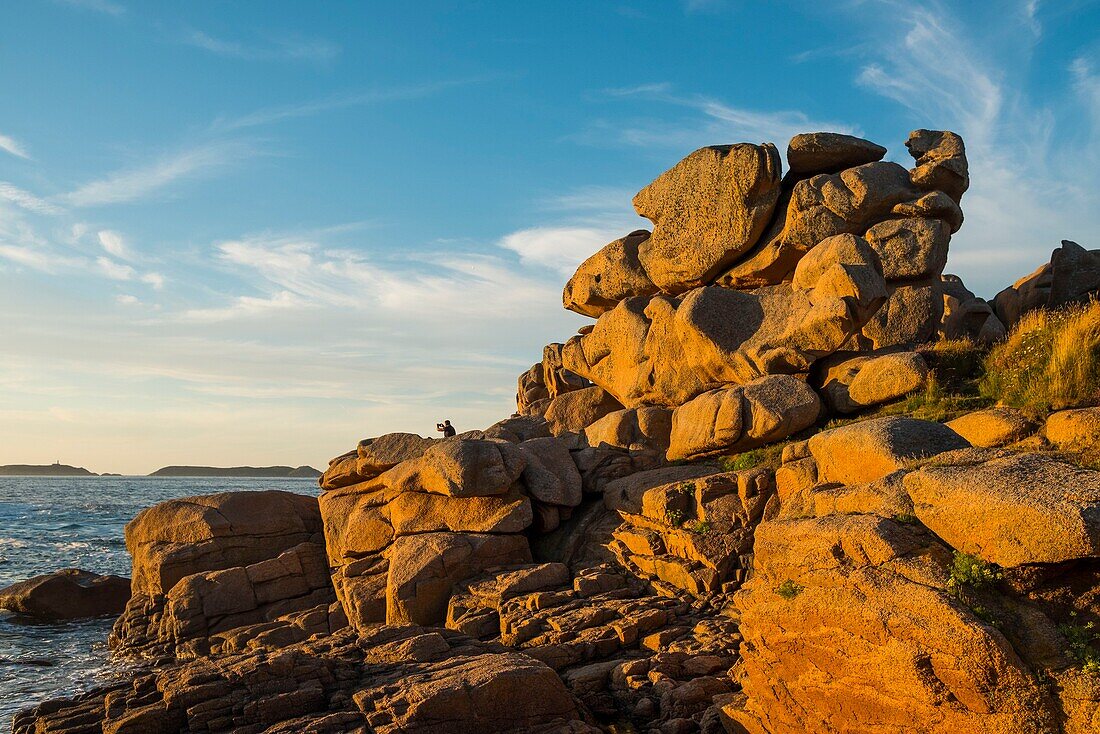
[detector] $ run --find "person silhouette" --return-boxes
[437,419,456,437]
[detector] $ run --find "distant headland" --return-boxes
[0,463,99,476]
[147,465,322,478]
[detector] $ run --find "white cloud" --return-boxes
[0,133,30,160]
[67,140,253,206]
[212,78,498,132]
[0,182,64,215]
[97,229,131,259]
[850,2,1100,296]
[179,290,304,323]
[184,30,340,63]
[141,272,165,289]
[115,294,139,306]
[96,256,136,281]
[585,84,859,150]
[499,225,626,276]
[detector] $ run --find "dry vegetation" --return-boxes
[981,300,1100,418]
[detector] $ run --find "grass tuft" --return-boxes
[775,579,804,600]
[981,300,1100,418]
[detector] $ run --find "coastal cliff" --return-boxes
[13,130,1100,733]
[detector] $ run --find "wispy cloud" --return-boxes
[183,29,340,63]
[0,182,64,215]
[97,229,131,259]
[0,132,30,159]
[95,256,136,281]
[212,78,500,132]
[581,83,858,149]
[850,1,1100,295]
[180,290,304,322]
[67,140,254,206]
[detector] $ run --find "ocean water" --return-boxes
[0,476,319,729]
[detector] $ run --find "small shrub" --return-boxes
[665,508,684,527]
[1059,616,1100,675]
[981,301,1100,417]
[947,551,1003,595]
[718,444,785,472]
[775,579,804,600]
[893,513,919,525]
[687,519,711,534]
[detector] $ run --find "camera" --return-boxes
[436,422,445,431]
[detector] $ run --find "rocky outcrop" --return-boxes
[786,132,886,175]
[16,626,595,734]
[728,426,1100,734]
[994,240,1100,328]
[517,342,592,417]
[609,469,773,597]
[110,490,332,657]
[0,569,130,619]
[321,435,588,630]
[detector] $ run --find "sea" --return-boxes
[0,476,319,729]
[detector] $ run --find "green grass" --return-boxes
[775,580,804,600]
[717,443,785,472]
[947,552,1003,596]
[980,301,1100,418]
[686,519,712,534]
[892,513,919,525]
[1059,615,1100,675]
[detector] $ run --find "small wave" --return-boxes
[0,539,28,549]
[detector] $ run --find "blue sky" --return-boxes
[1,0,1098,473]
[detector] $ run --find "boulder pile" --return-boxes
[19,129,1100,733]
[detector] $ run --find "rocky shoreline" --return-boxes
[6,129,1100,733]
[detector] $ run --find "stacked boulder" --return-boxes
[536,129,972,460]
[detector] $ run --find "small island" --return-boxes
[148,465,321,478]
[0,463,99,476]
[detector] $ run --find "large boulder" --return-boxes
[1046,407,1100,448]
[808,416,970,485]
[786,132,887,175]
[0,569,130,620]
[563,229,658,317]
[542,386,624,435]
[904,453,1100,567]
[562,235,886,408]
[633,143,782,293]
[906,129,969,202]
[385,532,532,626]
[356,432,436,474]
[946,408,1035,447]
[124,490,323,598]
[864,217,949,281]
[385,438,527,497]
[667,375,821,461]
[583,406,673,454]
[816,351,928,414]
[728,514,1065,734]
[110,490,329,657]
